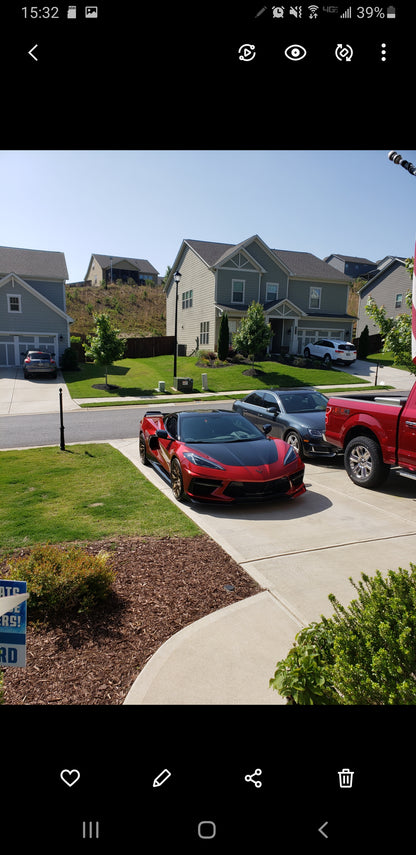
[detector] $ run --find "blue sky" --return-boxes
[1,150,415,283]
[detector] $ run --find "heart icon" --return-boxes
[60,769,81,788]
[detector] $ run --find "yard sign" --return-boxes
[0,580,28,667]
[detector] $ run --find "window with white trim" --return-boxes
[266,282,278,302]
[309,287,321,309]
[7,294,22,313]
[232,279,245,303]
[395,293,403,308]
[200,321,209,345]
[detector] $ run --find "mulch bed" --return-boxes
[0,536,261,705]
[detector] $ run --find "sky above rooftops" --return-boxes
[0,149,414,283]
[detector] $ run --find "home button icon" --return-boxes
[198,820,216,839]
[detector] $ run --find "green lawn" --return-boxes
[63,355,366,399]
[0,444,200,555]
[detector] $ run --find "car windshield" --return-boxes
[278,392,327,413]
[180,412,265,443]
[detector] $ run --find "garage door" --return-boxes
[297,328,345,354]
[0,335,58,366]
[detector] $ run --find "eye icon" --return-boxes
[284,44,307,61]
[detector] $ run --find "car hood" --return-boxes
[185,438,279,468]
[291,411,326,431]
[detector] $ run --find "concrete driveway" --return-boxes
[0,366,79,415]
[113,436,416,704]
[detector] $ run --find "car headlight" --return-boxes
[183,452,225,470]
[284,445,298,465]
[307,429,323,438]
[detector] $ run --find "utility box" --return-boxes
[157,380,165,393]
[174,377,193,393]
[201,373,208,391]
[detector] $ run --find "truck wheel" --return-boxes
[344,435,389,489]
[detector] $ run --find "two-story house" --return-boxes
[84,254,159,286]
[165,235,354,356]
[0,245,72,367]
[355,256,411,337]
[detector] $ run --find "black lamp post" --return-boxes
[173,269,182,380]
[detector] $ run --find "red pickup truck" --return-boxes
[324,384,416,489]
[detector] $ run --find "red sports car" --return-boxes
[139,409,306,503]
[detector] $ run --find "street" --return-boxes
[0,400,235,449]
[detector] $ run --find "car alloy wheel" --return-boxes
[344,435,389,489]
[304,347,310,358]
[170,457,186,501]
[285,430,303,459]
[139,432,149,466]
[323,353,332,366]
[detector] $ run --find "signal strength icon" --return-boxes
[340,6,352,16]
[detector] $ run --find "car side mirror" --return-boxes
[263,424,272,435]
[156,429,169,439]
[267,406,278,414]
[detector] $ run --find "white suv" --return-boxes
[304,339,357,366]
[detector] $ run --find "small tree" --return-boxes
[365,292,416,374]
[357,323,370,359]
[365,254,416,374]
[217,312,229,361]
[84,313,126,387]
[232,301,272,367]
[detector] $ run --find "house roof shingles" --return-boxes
[0,245,68,280]
[185,238,351,282]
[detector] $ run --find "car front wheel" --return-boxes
[285,430,304,459]
[344,435,389,489]
[170,457,186,501]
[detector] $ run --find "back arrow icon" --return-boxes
[318,821,328,839]
[28,44,38,61]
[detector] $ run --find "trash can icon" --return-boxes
[338,768,354,788]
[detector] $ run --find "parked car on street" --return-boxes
[304,339,356,365]
[139,408,306,503]
[233,388,339,459]
[23,351,58,379]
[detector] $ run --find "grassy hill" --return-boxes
[65,281,166,339]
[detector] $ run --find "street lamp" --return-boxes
[173,270,182,380]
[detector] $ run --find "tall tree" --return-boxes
[84,313,126,387]
[217,312,229,361]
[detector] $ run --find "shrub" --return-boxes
[0,670,3,704]
[5,544,115,619]
[61,346,79,371]
[270,565,416,705]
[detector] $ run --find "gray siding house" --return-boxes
[0,245,72,367]
[165,235,354,356]
[356,256,411,336]
[84,254,159,286]
[324,253,377,279]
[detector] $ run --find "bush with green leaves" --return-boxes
[5,544,115,620]
[270,565,416,705]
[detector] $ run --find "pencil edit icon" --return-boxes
[153,768,172,788]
